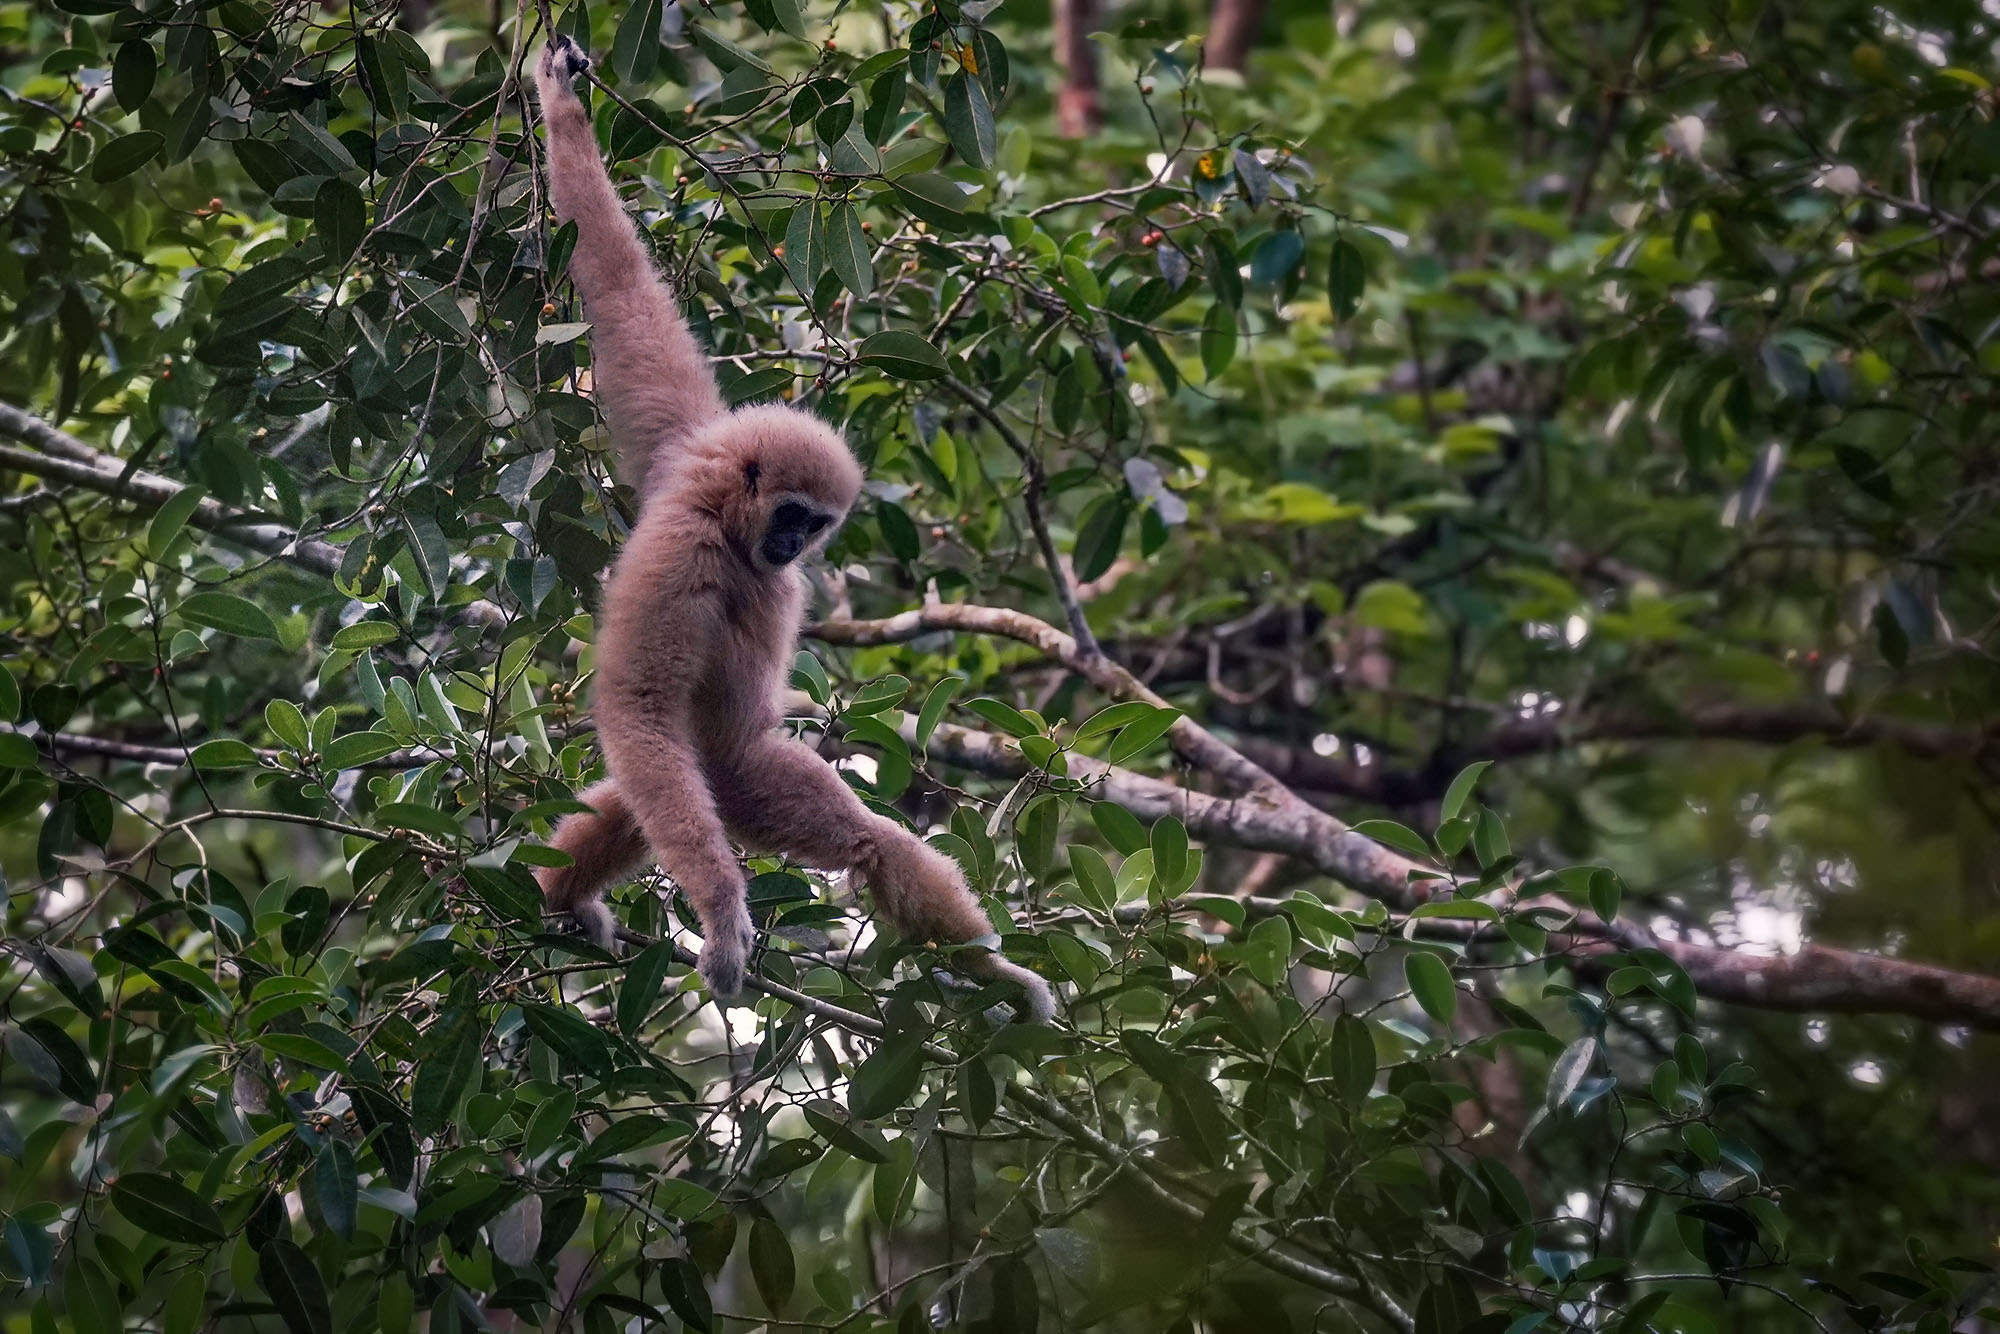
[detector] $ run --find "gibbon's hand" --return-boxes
[696,898,759,1004]
[537,33,591,95]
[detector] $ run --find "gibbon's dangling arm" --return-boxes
[532,36,724,499]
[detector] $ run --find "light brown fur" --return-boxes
[529,37,1055,1023]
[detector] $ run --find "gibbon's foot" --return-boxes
[696,905,759,1004]
[568,895,620,954]
[540,33,590,84]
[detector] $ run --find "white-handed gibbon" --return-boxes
[529,35,1056,1024]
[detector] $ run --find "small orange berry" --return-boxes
[542,302,557,317]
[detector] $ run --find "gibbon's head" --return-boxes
[693,404,863,572]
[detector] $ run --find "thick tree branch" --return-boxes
[813,602,1281,798]
[906,714,2000,1030]
[813,598,2000,1032]
[0,409,344,576]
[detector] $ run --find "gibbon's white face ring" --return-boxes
[757,489,839,568]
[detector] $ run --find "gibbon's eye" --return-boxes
[760,499,831,566]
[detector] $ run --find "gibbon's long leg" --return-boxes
[536,779,650,946]
[713,735,1057,1023]
[596,721,760,999]
[532,37,724,498]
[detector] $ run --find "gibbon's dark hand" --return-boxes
[539,33,590,87]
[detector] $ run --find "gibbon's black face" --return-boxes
[759,496,837,567]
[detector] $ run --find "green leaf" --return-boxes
[782,202,827,296]
[618,942,676,1033]
[410,1010,481,1137]
[942,71,995,169]
[1200,302,1237,378]
[180,592,279,640]
[109,1172,227,1243]
[1548,1036,1597,1109]
[65,1258,121,1334]
[0,734,37,768]
[321,731,402,770]
[827,203,874,296]
[857,330,947,380]
[91,131,164,182]
[315,1139,358,1239]
[1437,760,1491,825]
[1067,845,1116,914]
[113,41,157,113]
[1405,951,1458,1025]
[848,1029,925,1119]
[964,697,1038,739]
[802,1099,890,1161]
[314,177,365,262]
[890,173,968,231]
[1328,238,1366,320]
[749,1216,796,1311]
[877,500,920,561]
[612,0,664,83]
[1090,801,1147,855]
[518,1001,617,1079]
[1072,494,1129,582]
[1351,818,1431,860]
[265,698,308,750]
[145,485,207,558]
[1249,229,1304,285]
[1150,816,1190,895]
[1241,914,1291,986]
[574,1114,693,1167]
[1588,868,1622,923]
[0,664,16,723]
[258,1239,332,1334]
[1329,1013,1375,1109]
[373,802,462,839]
[190,739,260,770]
[914,676,963,749]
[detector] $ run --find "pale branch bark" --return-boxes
[812,602,1284,798]
[905,714,2000,1030]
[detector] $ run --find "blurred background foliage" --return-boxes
[1,0,1998,1329]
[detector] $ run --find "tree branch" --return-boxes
[907,713,2000,1030]
[0,409,345,576]
[0,403,506,625]
[937,378,1104,661]
[811,597,2000,1032]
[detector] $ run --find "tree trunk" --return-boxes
[1206,0,1265,74]
[1054,0,1102,138]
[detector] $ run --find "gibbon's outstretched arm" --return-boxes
[711,734,1058,1024]
[532,36,724,499]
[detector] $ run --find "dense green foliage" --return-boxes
[2,0,1999,1330]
